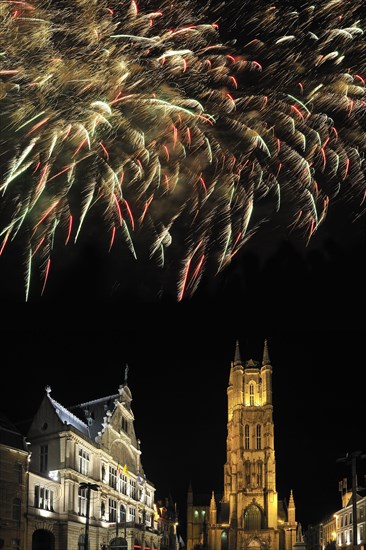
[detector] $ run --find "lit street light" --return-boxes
[80,482,100,550]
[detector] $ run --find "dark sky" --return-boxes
[1,0,366,541]
[2,326,366,539]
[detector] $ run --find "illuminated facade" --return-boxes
[187,340,298,550]
[334,492,366,549]
[19,370,170,550]
[0,413,30,550]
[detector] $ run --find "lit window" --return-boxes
[256,425,261,450]
[244,425,250,450]
[34,485,54,511]
[109,499,117,522]
[79,449,90,475]
[249,384,255,406]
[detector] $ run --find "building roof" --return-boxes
[0,410,28,451]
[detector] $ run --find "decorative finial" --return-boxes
[45,385,51,395]
[124,363,129,385]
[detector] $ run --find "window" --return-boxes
[78,534,88,550]
[34,485,54,511]
[109,466,117,490]
[249,384,255,406]
[78,486,87,516]
[121,417,129,433]
[12,498,21,521]
[244,504,262,530]
[40,445,48,473]
[360,525,364,542]
[79,449,90,475]
[109,499,117,522]
[256,425,261,450]
[145,488,151,507]
[130,480,137,500]
[244,425,250,450]
[120,504,126,523]
[129,507,136,523]
[121,474,127,495]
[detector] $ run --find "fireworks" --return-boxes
[1,0,365,301]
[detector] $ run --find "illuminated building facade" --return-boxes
[4,369,173,550]
[187,340,298,550]
[334,492,366,549]
[0,413,30,550]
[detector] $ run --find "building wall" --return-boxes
[0,442,29,550]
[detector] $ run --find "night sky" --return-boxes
[1,0,366,542]
[1,326,366,540]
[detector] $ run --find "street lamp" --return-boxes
[80,482,99,550]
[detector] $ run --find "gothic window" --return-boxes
[256,425,261,450]
[244,425,250,450]
[244,504,262,530]
[245,461,251,487]
[40,445,48,472]
[256,461,263,487]
[249,384,255,406]
[221,530,228,550]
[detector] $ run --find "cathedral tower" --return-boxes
[187,339,297,550]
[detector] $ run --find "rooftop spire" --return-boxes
[234,339,241,364]
[124,363,129,385]
[262,338,271,366]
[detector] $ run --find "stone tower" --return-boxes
[187,339,297,550]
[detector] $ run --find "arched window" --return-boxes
[256,425,261,450]
[244,504,262,530]
[249,384,255,406]
[221,530,228,550]
[244,425,250,450]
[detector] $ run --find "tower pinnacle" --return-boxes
[234,340,241,364]
[262,338,271,366]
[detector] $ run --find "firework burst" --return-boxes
[0,0,365,300]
